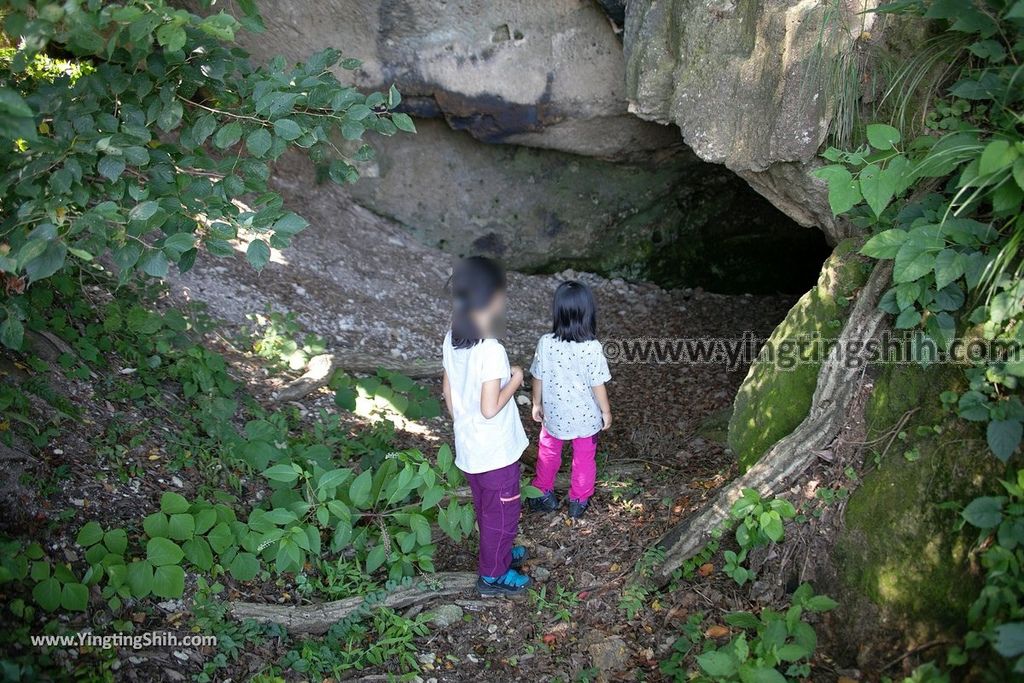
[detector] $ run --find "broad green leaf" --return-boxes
[228,552,260,581]
[697,650,736,677]
[246,128,273,157]
[894,307,921,329]
[805,595,839,612]
[61,582,89,611]
[139,250,169,278]
[192,114,218,145]
[126,561,154,597]
[168,513,196,541]
[988,420,1023,462]
[934,249,965,289]
[979,139,1016,176]
[153,565,185,598]
[365,544,387,573]
[24,242,67,282]
[146,537,184,566]
[213,121,243,149]
[155,23,186,52]
[860,229,907,259]
[0,316,24,350]
[160,491,190,514]
[994,623,1024,658]
[349,469,373,509]
[963,495,1004,529]
[194,509,217,536]
[246,239,271,271]
[859,163,896,217]
[893,227,942,283]
[392,113,416,133]
[262,464,299,483]
[98,155,126,181]
[143,512,169,538]
[104,529,128,555]
[273,118,302,140]
[207,522,235,554]
[866,123,900,150]
[76,521,104,547]
[32,578,62,612]
[317,468,353,491]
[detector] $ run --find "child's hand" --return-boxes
[601,410,612,431]
[510,365,524,387]
[532,402,544,422]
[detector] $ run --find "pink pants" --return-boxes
[532,426,599,502]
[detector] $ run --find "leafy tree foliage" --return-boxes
[814,0,1024,461]
[0,0,415,349]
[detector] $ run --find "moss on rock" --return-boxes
[727,239,872,470]
[834,363,994,639]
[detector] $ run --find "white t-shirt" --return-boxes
[442,331,528,474]
[530,333,611,440]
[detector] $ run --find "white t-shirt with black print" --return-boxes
[443,331,528,474]
[530,333,611,440]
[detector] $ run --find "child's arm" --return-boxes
[592,383,612,430]
[480,365,523,419]
[531,378,544,422]
[442,369,453,417]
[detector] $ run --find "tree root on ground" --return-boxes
[229,572,477,634]
[642,261,892,587]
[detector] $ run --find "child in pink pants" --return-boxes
[528,281,612,519]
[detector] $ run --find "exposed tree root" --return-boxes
[229,572,477,634]
[643,262,892,586]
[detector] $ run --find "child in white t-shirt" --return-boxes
[441,257,531,596]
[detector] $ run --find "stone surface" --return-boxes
[343,120,827,292]
[587,635,631,678]
[727,238,872,468]
[622,0,882,237]
[235,0,676,160]
[828,362,997,664]
[428,604,464,628]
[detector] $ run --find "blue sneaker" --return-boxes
[528,491,559,513]
[478,568,531,597]
[568,498,590,519]
[510,545,528,570]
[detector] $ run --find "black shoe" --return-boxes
[568,499,589,519]
[528,491,559,513]
[477,569,531,597]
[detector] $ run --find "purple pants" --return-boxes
[464,461,521,577]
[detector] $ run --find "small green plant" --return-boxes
[332,369,442,421]
[281,605,429,677]
[949,468,1024,677]
[619,546,665,618]
[247,308,326,371]
[530,584,581,623]
[725,489,798,586]
[659,584,838,682]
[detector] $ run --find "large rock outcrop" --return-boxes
[622,0,881,239]
[232,0,828,290]
[345,120,825,292]
[235,0,677,160]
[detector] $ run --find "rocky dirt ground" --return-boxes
[162,173,800,681]
[2,168,804,681]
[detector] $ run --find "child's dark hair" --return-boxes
[447,256,507,349]
[551,280,597,342]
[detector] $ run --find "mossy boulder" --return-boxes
[727,239,872,470]
[833,363,995,646]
